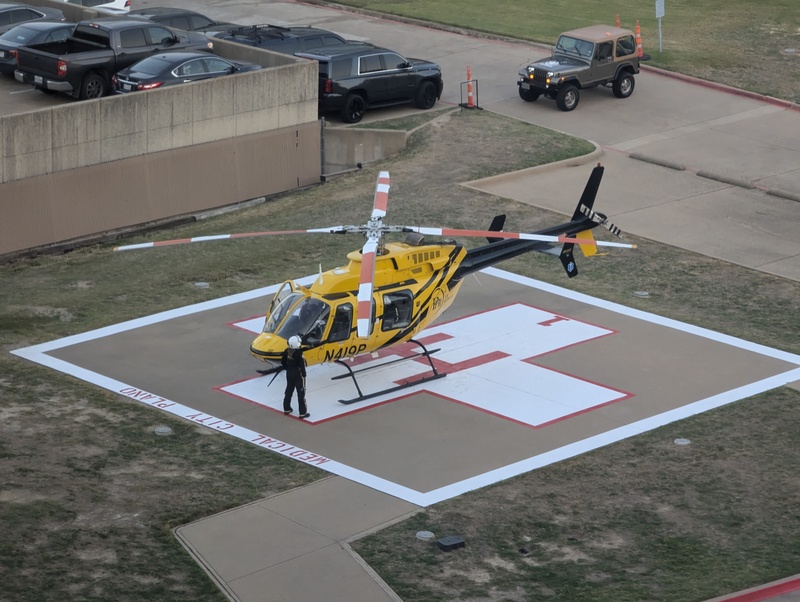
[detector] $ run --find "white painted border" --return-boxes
[11,269,800,507]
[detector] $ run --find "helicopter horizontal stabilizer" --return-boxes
[575,230,598,257]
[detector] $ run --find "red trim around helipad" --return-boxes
[711,575,800,601]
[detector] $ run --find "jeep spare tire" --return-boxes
[556,84,579,111]
[612,73,635,98]
[341,93,367,123]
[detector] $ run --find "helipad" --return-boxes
[12,268,800,507]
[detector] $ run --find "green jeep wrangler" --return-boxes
[517,25,642,111]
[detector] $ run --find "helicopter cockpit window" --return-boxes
[381,290,413,331]
[276,296,331,344]
[328,303,353,342]
[263,291,303,334]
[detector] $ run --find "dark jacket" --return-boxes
[281,348,306,377]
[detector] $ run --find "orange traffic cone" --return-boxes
[466,66,474,108]
[635,20,643,58]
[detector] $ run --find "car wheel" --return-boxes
[341,93,366,124]
[612,73,635,98]
[556,84,579,111]
[414,80,437,109]
[518,87,540,102]
[80,73,106,100]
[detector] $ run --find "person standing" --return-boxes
[281,335,309,418]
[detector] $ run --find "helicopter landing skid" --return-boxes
[334,339,446,405]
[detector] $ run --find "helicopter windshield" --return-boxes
[276,296,331,344]
[263,291,304,334]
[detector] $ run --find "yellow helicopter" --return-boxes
[115,164,635,403]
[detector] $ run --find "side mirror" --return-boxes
[398,61,411,69]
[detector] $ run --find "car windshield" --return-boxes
[129,56,172,75]
[555,35,594,59]
[0,25,38,43]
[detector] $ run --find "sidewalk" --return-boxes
[175,477,418,602]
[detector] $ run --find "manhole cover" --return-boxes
[194,282,209,288]
[634,291,650,298]
[154,426,173,436]
[416,531,435,542]
[674,438,691,446]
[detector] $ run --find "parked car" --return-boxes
[212,23,348,55]
[0,20,74,75]
[128,7,237,33]
[517,24,643,111]
[60,0,130,16]
[15,19,214,99]
[296,43,443,123]
[0,3,65,34]
[112,51,261,92]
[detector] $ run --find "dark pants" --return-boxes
[283,371,307,415]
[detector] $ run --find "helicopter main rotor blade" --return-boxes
[112,226,364,252]
[371,171,390,220]
[401,226,637,249]
[356,238,378,338]
[356,171,391,338]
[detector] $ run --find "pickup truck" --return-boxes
[14,19,214,100]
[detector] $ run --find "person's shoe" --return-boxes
[283,410,292,415]
[299,413,310,419]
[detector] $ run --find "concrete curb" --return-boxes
[765,187,800,203]
[628,152,686,172]
[640,64,800,113]
[628,153,800,202]
[460,141,603,192]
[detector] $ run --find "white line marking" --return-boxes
[11,268,800,506]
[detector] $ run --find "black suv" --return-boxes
[297,43,444,123]
[211,24,348,55]
[128,7,237,34]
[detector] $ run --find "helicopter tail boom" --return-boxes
[454,163,623,279]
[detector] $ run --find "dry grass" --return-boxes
[3,108,799,601]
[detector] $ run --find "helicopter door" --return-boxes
[268,281,296,318]
[381,290,413,330]
[262,281,303,334]
[328,303,354,342]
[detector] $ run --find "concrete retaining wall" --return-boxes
[322,126,407,175]
[0,122,321,258]
[0,39,317,183]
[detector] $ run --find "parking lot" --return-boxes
[0,72,72,114]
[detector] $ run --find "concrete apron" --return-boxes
[176,476,416,602]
